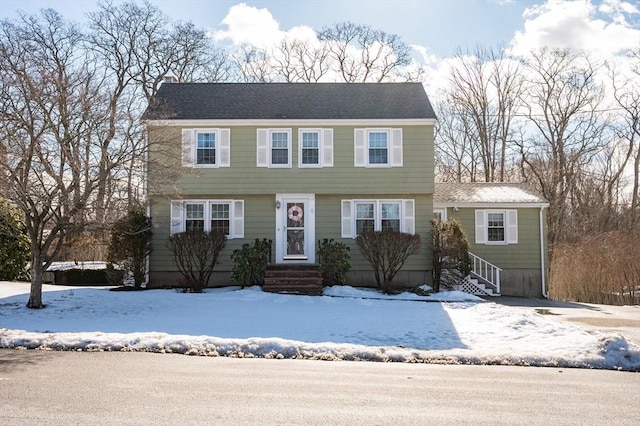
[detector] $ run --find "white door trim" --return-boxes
[275,193,316,264]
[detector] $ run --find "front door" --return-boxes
[275,194,315,264]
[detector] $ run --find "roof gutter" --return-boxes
[433,202,550,209]
[143,118,437,127]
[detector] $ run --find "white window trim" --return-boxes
[433,208,447,222]
[170,199,244,239]
[354,128,403,168]
[256,128,292,168]
[298,128,334,168]
[181,128,231,168]
[366,129,391,167]
[475,209,518,245]
[341,199,415,238]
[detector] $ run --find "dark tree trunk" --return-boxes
[27,251,45,309]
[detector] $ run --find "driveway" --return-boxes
[491,297,640,346]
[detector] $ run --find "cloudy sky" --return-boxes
[3,0,638,60]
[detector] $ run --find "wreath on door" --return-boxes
[287,205,303,222]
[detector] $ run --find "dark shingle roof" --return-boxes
[434,182,548,205]
[144,82,436,120]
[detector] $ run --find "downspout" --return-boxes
[143,127,150,288]
[540,206,547,298]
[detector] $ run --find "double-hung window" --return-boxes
[475,210,518,245]
[354,128,403,167]
[381,202,401,231]
[355,202,375,234]
[185,203,205,232]
[487,212,505,242]
[343,199,414,238]
[257,129,292,167]
[181,128,230,168]
[196,131,216,165]
[368,131,389,165]
[171,200,244,239]
[271,131,289,165]
[298,128,334,168]
[210,203,230,235]
[300,131,320,166]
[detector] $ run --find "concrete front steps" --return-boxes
[263,264,323,295]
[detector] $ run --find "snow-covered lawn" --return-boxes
[1,282,638,371]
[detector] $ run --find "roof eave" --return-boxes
[433,202,549,209]
[143,118,436,126]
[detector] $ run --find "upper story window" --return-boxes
[475,210,518,245]
[368,131,389,165]
[354,128,403,168]
[257,129,292,168]
[271,131,290,166]
[298,128,334,168]
[342,199,415,238]
[196,131,216,165]
[301,131,319,165]
[181,128,230,168]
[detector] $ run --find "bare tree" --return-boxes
[88,0,230,213]
[271,37,331,82]
[318,22,411,82]
[443,46,523,182]
[0,2,224,307]
[434,101,482,182]
[231,45,275,82]
[609,47,640,227]
[0,10,132,307]
[517,48,607,245]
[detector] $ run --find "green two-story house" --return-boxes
[144,82,436,291]
[143,82,549,297]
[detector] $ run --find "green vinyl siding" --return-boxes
[149,193,432,279]
[147,124,434,197]
[315,194,432,272]
[150,195,275,273]
[446,207,545,270]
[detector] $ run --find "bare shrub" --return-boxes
[550,229,640,305]
[166,231,226,292]
[356,230,421,294]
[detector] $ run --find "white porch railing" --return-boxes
[469,252,502,295]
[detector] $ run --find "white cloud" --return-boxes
[509,0,640,58]
[598,0,640,24]
[214,3,286,48]
[410,44,439,65]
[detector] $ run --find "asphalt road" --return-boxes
[1,349,638,425]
